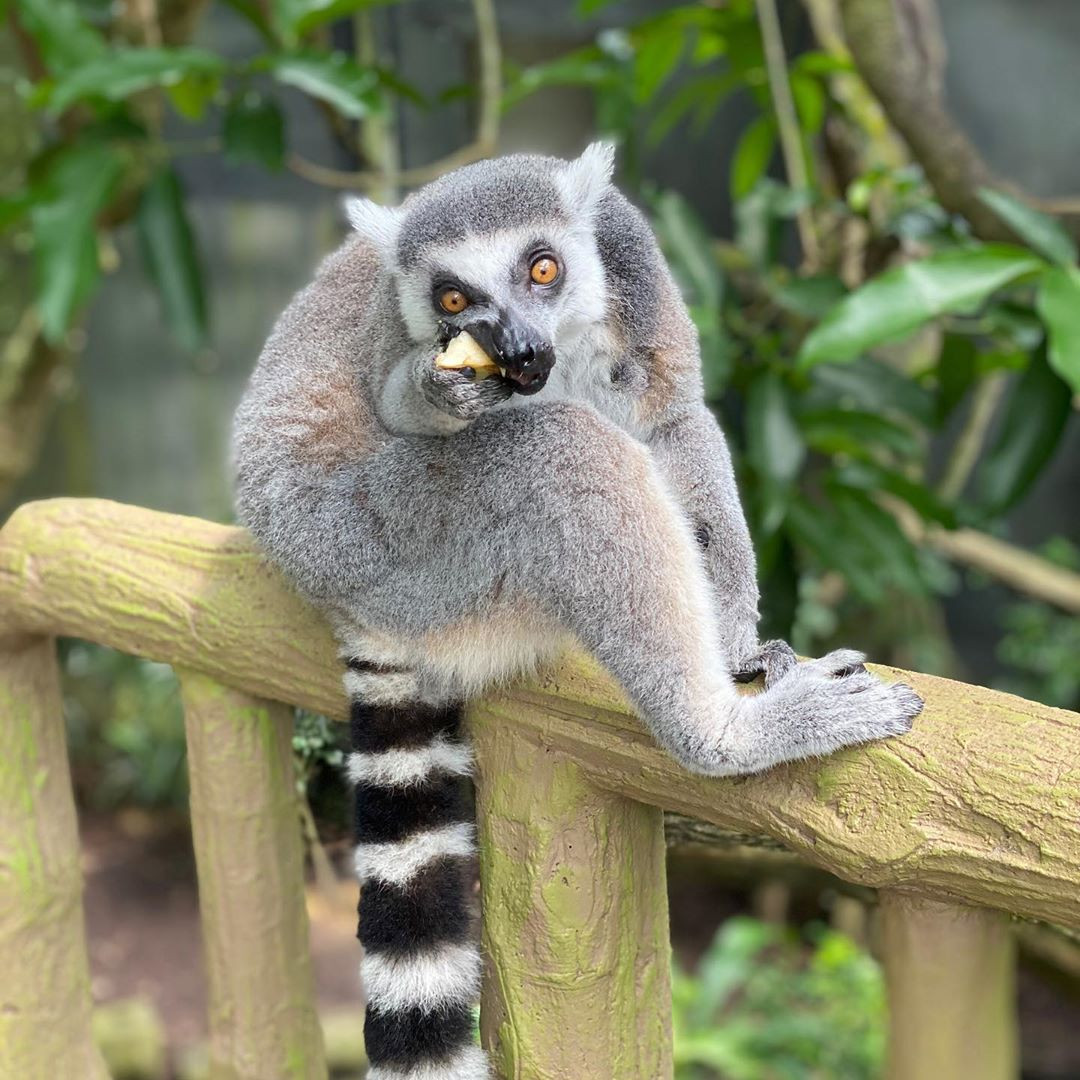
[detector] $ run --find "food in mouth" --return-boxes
[434,330,503,380]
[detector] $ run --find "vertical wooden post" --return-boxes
[880,891,1018,1080]
[470,701,673,1080]
[180,671,327,1080]
[0,634,108,1080]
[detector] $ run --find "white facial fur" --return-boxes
[345,143,616,352]
[393,222,609,350]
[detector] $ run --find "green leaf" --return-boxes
[832,461,956,527]
[1036,265,1080,393]
[799,407,920,460]
[166,72,220,120]
[977,187,1077,267]
[374,67,426,108]
[633,27,684,103]
[30,140,124,341]
[136,168,207,351]
[46,47,225,113]
[223,93,286,170]
[576,0,615,14]
[828,487,925,595]
[746,371,805,534]
[810,357,936,426]
[798,245,1044,368]
[730,115,776,200]
[271,0,393,42]
[646,72,737,146]
[219,0,277,45]
[770,274,846,320]
[786,495,882,602]
[934,334,978,424]
[14,0,106,75]
[789,71,826,135]
[263,52,383,119]
[650,190,723,310]
[976,346,1072,515]
[0,190,36,232]
[502,49,616,111]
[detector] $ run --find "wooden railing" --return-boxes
[1,497,1078,1080]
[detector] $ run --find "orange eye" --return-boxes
[530,255,560,286]
[439,289,469,314]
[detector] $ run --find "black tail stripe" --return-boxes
[353,773,471,845]
[358,857,474,956]
[350,689,478,1072]
[364,1002,474,1070]
[350,700,462,754]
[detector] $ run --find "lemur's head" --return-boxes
[347,143,614,394]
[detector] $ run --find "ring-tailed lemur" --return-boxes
[231,143,922,1080]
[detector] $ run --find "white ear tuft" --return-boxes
[558,141,616,218]
[345,196,404,267]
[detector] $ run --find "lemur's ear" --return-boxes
[558,141,616,218]
[345,196,404,269]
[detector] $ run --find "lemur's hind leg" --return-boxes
[338,402,920,777]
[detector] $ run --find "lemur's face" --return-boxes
[348,144,615,396]
[394,221,607,393]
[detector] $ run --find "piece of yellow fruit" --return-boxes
[434,330,501,379]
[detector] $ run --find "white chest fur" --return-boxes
[504,323,648,439]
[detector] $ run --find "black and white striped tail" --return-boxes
[346,663,489,1080]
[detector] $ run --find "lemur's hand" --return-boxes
[420,321,513,421]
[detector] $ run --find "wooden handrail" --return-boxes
[2,496,1078,1080]
[3,497,1079,926]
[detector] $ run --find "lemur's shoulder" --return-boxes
[596,188,702,422]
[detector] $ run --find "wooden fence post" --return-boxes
[470,698,673,1080]
[180,671,327,1080]
[880,890,1018,1080]
[0,634,108,1080]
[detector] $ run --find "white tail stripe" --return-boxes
[343,668,421,705]
[348,736,473,788]
[362,943,481,1014]
[364,1044,490,1080]
[355,823,475,887]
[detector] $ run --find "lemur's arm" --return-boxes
[646,405,761,668]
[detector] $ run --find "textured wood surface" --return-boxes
[2,496,1079,932]
[0,633,108,1080]
[472,714,673,1078]
[880,891,1018,1080]
[181,672,327,1080]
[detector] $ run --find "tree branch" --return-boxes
[891,501,1080,615]
[754,0,820,266]
[288,0,501,192]
[838,0,1080,241]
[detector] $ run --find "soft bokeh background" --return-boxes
[2,1,1078,1077]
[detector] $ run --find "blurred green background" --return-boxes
[2,0,1079,1076]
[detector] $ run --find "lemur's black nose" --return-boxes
[503,340,555,394]
[459,312,555,395]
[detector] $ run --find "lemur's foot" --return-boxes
[765,662,923,758]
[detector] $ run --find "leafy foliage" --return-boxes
[4,0,423,350]
[673,917,885,1079]
[508,2,1079,653]
[993,538,1080,710]
[62,642,188,809]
